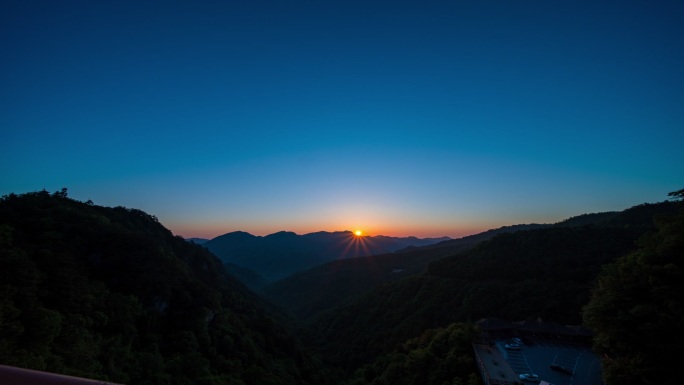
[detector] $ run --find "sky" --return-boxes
[2,1,683,239]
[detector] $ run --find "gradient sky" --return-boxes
[2,1,683,239]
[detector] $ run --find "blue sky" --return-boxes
[2,1,683,238]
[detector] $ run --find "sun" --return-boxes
[354,230,363,236]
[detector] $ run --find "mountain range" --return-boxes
[202,230,450,284]
[259,204,679,321]
[1,189,681,385]
[292,201,682,374]
[260,223,546,319]
[0,190,333,384]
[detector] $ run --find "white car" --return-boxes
[519,373,540,382]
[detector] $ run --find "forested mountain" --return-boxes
[583,190,684,385]
[0,190,331,385]
[203,230,450,282]
[265,204,678,325]
[345,322,481,385]
[261,224,546,320]
[223,262,270,291]
[2,189,680,385]
[304,201,681,374]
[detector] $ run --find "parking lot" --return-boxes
[496,338,604,385]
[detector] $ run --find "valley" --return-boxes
[0,189,682,385]
[4,1,682,384]
[202,230,451,284]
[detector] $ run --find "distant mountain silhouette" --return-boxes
[261,202,681,322]
[261,223,547,320]
[186,237,209,244]
[203,231,450,281]
[3,189,679,384]
[304,200,681,372]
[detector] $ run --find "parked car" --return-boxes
[512,337,523,345]
[550,364,573,374]
[504,343,521,350]
[519,373,540,382]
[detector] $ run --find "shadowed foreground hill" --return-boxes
[262,205,673,322]
[0,190,330,385]
[265,203,678,325]
[261,224,545,320]
[583,193,684,385]
[308,201,680,373]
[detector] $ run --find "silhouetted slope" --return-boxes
[203,230,449,281]
[345,322,479,385]
[186,237,209,245]
[308,201,678,373]
[583,199,684,385]
[312,227,638,372]
[0,191,330,385]
[395,223,549,253]
[224,261,270,291]
[555,201,680,229]
[261,250,447,320]
[261,224,544,320]
[265,203,680,324]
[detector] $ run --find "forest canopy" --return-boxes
[1,188,681,385]
[583,191,684,385]
[0,190,330,385]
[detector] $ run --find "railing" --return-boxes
[0,364,124,385]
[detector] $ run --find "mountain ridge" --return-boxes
[0,190,332,384]
[209,229,451,241]
[203,230,451,284]
[302,200,681,373]
[260,223,549,320]
[262,202,679,325]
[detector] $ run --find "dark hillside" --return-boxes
[261,224,547,320]
[583,197,684,385]
[0,191,330,385]
[187,237,209,245]
[261,247,453,320]
[556,201,680,229]
[204,230,450,282]
[224,261,270,291]
[345,322,479,385]
[309,202,676,373]
[204,230,325,282]
[554,211,618,227]
[271,202,679,327]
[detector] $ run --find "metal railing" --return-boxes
[0,364,124,385]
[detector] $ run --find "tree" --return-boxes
[52,188,68,198]
[667,187,684,201]
[583,195,683,385]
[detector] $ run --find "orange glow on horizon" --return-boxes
[166,217,494,241]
